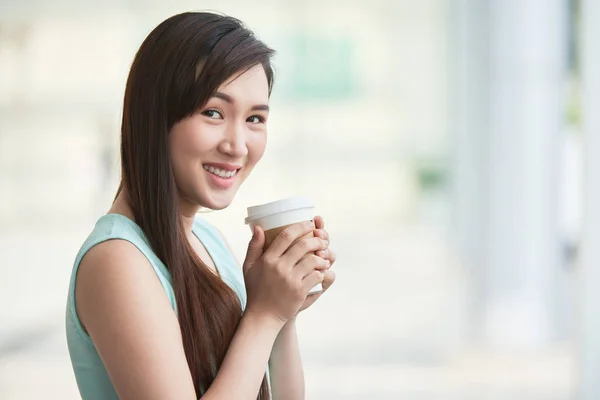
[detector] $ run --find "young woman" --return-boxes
[65,12,336,400]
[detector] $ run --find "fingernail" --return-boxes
[326,260,331,267]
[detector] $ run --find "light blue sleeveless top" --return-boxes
[65,213,252,400]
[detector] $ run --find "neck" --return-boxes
[110,184,198,235]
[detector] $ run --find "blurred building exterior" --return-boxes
[0,0,595,398]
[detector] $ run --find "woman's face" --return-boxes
[170,64,270,213]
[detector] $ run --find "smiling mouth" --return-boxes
[202,164,240,179]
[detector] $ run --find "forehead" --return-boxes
[217,64,269,102]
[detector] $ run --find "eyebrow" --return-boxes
[213,91,270,112]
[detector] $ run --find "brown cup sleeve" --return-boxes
[263,222,314,252]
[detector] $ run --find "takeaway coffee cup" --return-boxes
[245,196,323,295]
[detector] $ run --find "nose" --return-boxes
[218,120,249,158]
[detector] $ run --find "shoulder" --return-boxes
[78,238,152,280]
[74,239,196,398]
[76,239,172,331]
[80,237,143,269]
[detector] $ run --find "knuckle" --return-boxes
[263,254,276,267]
[280,229,293,241]
[274,259,287,271]
[298,238,309,249]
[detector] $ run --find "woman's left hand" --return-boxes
[296,216,336,313]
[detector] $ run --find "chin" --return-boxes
[196,191,237,211]
[204,201,231,211]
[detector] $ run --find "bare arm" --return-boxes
[76,239,283,400]
[204,312,282,399]
[269,318,305,400]
[215,228,306,400]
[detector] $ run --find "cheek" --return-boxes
[246,133,267,165]
[171,123,218,164]
[169,125,209,189]
[171,116,219,152]
[169,145,190,191]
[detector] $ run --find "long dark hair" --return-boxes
[116,12,274,398]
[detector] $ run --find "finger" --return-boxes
[302,270,325,293]
[316,248,335,265]
[321,270,336,291]
[313,228,329,242]
[315,248,330,260]
[266,221,315,258]
[281,236,328,266]
[327,248,336,266]
[243,225,265,273]
[293,254,330,279]
[314,216,325,230]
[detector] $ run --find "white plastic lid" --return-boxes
[245,196,314,225]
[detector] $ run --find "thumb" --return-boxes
[243,225,265,273]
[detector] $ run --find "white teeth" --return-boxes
[203,165,238,179]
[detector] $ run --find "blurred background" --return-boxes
[1,0,599,398]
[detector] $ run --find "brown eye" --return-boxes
[247,115,265,124]
[202,109,223,119]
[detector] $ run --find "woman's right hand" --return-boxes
[242,221,330,325]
